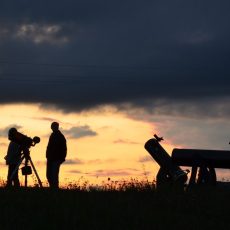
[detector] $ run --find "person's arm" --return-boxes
[46,134,53,158]
[60,134,67,161]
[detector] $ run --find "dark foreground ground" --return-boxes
[0,185,229,230]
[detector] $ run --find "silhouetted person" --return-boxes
[5,128,21,187]
[46,122,67,188]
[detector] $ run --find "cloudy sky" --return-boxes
[0,1,230,185]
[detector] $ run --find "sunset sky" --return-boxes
[1,0,230,186]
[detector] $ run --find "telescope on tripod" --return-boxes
[145,134,230,189]
[145,134,188,188]
[8,128,43,188]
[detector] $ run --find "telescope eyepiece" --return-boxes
[33,136,40,144]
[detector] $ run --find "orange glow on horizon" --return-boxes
[0,103,164,187]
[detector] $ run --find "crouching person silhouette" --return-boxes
[5,128,21,188]
[46,122,67,189]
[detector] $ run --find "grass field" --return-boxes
[0,182,229,230]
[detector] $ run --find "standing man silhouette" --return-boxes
[46,122,67,188]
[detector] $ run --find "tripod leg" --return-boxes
[188,166,198,186]
[28,157,43,187]
[25,158,29,187]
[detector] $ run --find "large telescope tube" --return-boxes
[145,138,187,184]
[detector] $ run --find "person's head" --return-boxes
[51,122,59,132]
[8,127,17,140]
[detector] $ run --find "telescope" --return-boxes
[145,134,188,188]
[8,128,40,149]
[145,134,230,189]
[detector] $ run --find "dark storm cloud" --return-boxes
[1,0,230,116]
[120,97,230,120]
